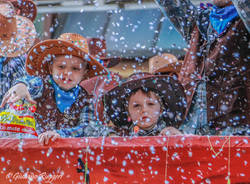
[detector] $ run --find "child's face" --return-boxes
[128,90,161,130]
[50,55,88,91]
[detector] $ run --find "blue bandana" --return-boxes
[0,57,7,78]
[209,5,239,35]
[50,76,80,113]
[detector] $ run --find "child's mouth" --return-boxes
[61,78,72,84]
[141,116,150,122]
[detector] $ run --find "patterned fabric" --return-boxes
[179,82,211,135]
[50,76,80,113]
[56,102,113,137]
[0,57,6,78]
[130,119,167,136]
[0,56,26,104]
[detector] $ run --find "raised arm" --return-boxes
[0,75,43,108]
[232,0,250,32]
[15,75,44,99]
[155,0,199,41]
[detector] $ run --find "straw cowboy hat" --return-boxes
[149,53,183,74]
[0,0,36,57]
[104,72,186,128]
[61,33,111,67]
[9,0,37,22]
[26,33,108,78]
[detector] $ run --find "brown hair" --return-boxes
[126,88,164,115]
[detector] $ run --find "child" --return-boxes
[104,72,186,136]
[156,0,250,135]
[0,0,36,102]
[1,33,111,143]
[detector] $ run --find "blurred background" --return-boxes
[34,0,210,77]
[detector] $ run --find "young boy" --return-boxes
[1,33,111,143]
[0,0,36,102]
[104,72,186,136]
[156,0,250,135]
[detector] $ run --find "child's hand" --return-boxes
[109,133,118,137]
[38,131,61,146]
[160,127,182,136]
[0,83,36,108]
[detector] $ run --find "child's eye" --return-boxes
[58,65,65,69]
[148,102,155,106]
[73,67,81,71]
[133,104,140,108]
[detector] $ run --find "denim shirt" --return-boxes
[0,56,26,103]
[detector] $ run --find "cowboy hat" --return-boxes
[149,53,183,74]
[59,33,109,61]
[104,72,186,128]
[26,33,108,78]
[8,0,37,22]
[0,0,36,57]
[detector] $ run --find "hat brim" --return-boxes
[0,15,36,57]
[25,39,108,78]
[153,62,182,74]
[104,75,187,128]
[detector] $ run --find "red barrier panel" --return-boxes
[0,136,249,184]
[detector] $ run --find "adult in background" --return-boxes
[156,0,250,135]
[0,0,36,102]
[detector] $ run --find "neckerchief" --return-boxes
[209,5,239,35]
[50,76,80,113]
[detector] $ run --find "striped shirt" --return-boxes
[57,102,113,137]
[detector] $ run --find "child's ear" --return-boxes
[159,108,164,116]
[81,68,89,80]
[81,63,89,80]
[48,62,53,74]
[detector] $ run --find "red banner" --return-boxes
[0,136,249,184]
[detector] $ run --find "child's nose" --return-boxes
[64,70,72,76]
[141,106,148,114]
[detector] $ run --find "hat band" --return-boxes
[0,15,17,40]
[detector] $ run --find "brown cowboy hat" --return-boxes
[0,0,36,57]
[60,33,111,67]
[104,72,187,128]
[149,53,183,74]
[26,33,108,78]
[8,0,37,22]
